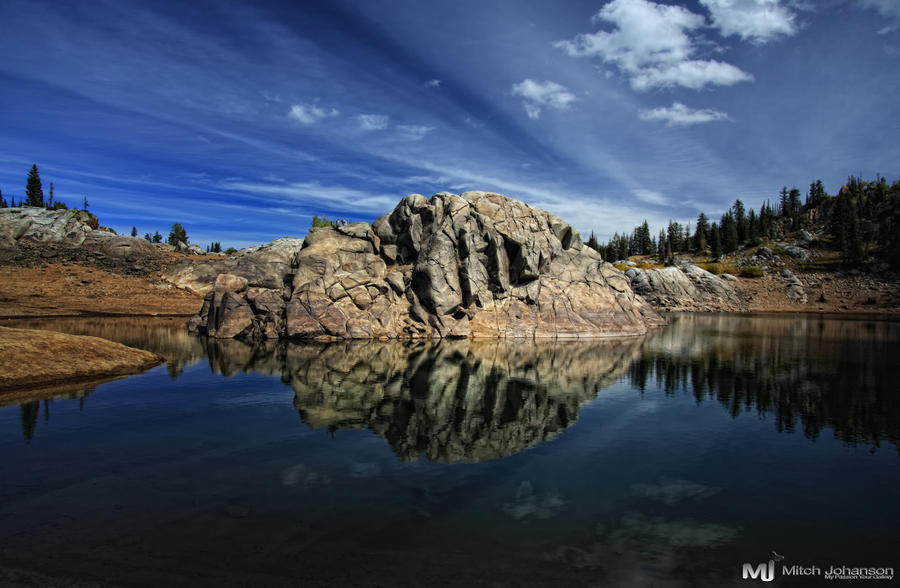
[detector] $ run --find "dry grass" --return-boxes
[0,326,164,392]
[0,263,202,318]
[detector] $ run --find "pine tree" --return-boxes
[733,200,746,245]
[747,209,760,246]
[82,196,89,211]
[694,213,709,252]
[721,212,738,253]
[710,224,722,259]
[144,233,152,242]
[779,186,788,217]
[167,223,188,246]
[788,188,801,229]
[48,182,54,208]
[587,231,599,252]
[0,189,6,208]
[152,231,162,243]
[131,226,138,237]
[25,164,44,207]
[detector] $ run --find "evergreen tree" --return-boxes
[746,209,760,246]
[733,200,746,245]
[144,233,152,242]
[167,223,188,246]
[587,231,599,252]
[788,187,801,229]
[779,186,788,217]
[82,196,89,211]
[152,231,162,243]
[667,221,682,254]
[25,164,44,207]
[0,189,6,208]
[48,182,54,208]
[657,229,666,260]
[709,223,722,259]
[694,212,709,252]
[131,226,138,237]
[721,212,738,253]
[637,220,652,255]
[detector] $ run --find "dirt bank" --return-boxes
[0,326,165,394]
[0,262,203,318]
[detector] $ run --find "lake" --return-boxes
[1,314,898,587]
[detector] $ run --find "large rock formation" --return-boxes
[188,191,664,340]
[625,265,746,312]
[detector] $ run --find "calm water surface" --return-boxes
[1,314,898,587]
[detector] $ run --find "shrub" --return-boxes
[740,265,764,278]
[699,262,723,275]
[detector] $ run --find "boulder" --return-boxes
[162,237,305,295]
[625,265,745,311]
[188,191,664,340]
[0,208,97,248]
[82,232,159,261]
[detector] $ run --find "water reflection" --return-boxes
[6,314,900,456]
[207,338,645,462]
[635,314,900,452]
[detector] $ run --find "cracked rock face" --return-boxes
[625,265,745,312]
[188,191,665,340]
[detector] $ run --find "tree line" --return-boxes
[588,176,900,267]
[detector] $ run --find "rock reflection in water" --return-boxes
[202,337,645,462]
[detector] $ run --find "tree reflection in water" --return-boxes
[9,314,900,455]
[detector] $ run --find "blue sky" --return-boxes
[1,0,898,248]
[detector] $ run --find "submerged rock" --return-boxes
[187,191,664,340]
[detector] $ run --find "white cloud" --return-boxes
[357,114,389,131]
[632,189,667,205]
[287,103,339,125]
[857,0,900,34]
[511,79,578,119]
[554,0,753,91]
[398,124,436,140]
[700,0,797,43]
[218,179,398,214]
[426,78,442,88]
[638,102,732,126]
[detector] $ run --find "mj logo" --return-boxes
[742,551,784,582]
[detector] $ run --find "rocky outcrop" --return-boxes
[0,208,98,248]
[187,191,664,340]
[0,207,165,264]
[162,237,304,295]
[625,265,746,312]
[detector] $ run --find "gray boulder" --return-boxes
[625,265,744,311]
[0,208,97,248]
[164,237,305,295]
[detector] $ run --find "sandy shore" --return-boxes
[0,326,165,395]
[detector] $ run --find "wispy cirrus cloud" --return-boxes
[511,79,578,119]
[639,102,732,126]
[357,114,389,130]
[857,0,900,34]
[700,0,798,44]
[397,124,436,140]
[288,103,340,125]
[554,0,753,91]
[425,78,441,88]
